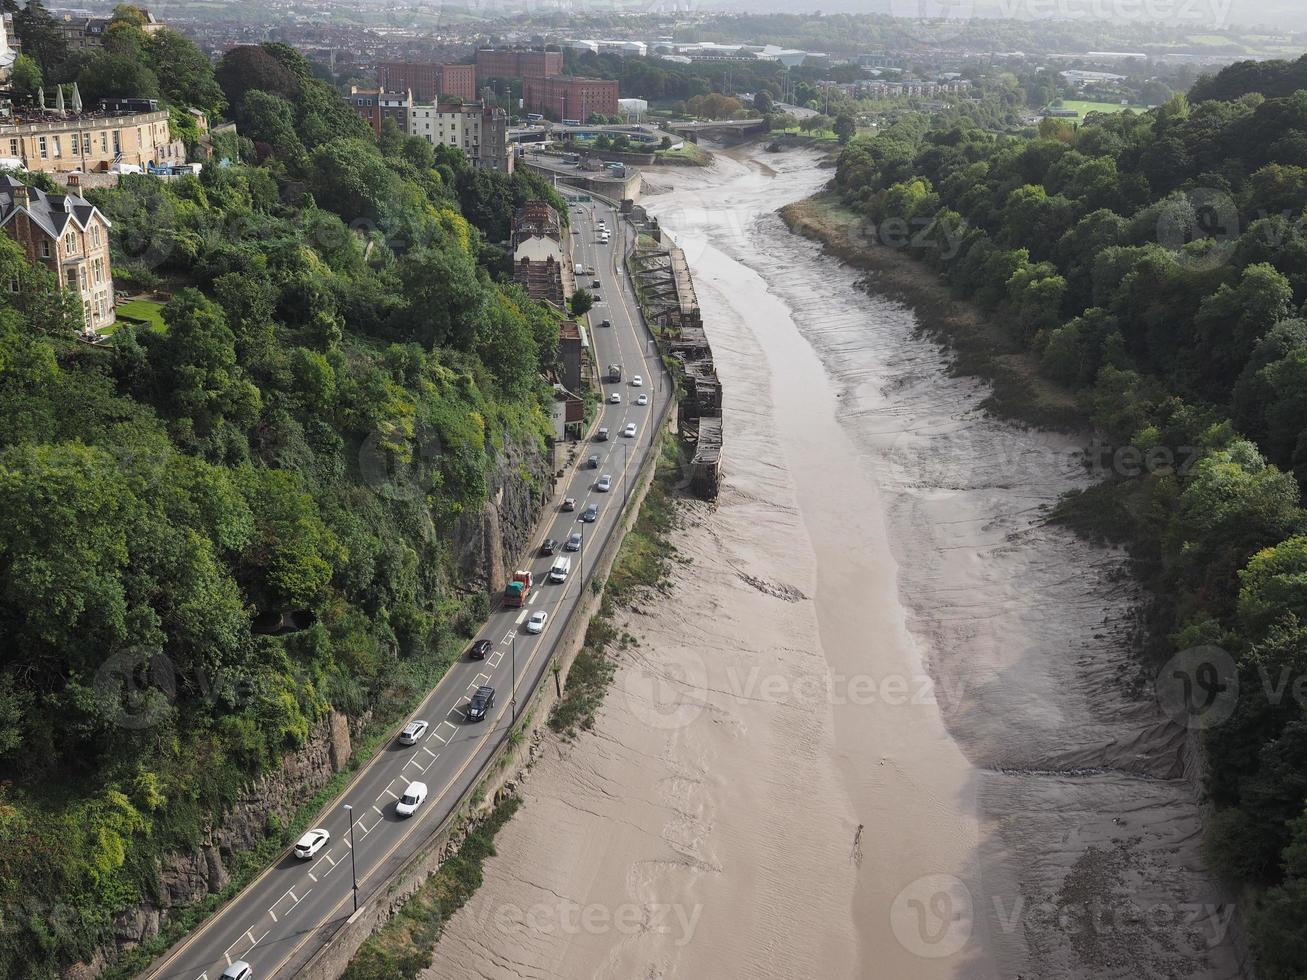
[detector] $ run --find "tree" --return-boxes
[753,90,774,115]
[215,45,300,109]
[9,54,42,103]
[11,0,68,78]
[571,289,594,316]
[834,113,857,144]
[76,51,161,106]
[147,30,226,116]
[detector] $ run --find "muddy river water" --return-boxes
[426,146,1245,980]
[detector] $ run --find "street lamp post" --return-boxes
[622,442,629,509]
[342,803,358,914]
[511,633,518,723]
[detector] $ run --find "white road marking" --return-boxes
[433,721,456,744]
[487,650,503,668]
[514,608,529,624]
[528,590,540,605]
[422,746,438,758]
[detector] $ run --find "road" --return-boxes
[142,198,668,980]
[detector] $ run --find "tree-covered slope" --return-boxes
[0,39,570,978]
[831,66,1307,980]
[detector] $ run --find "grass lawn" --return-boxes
[111,298,167,333]
[1049,100,1139,119]
[655,142,711,163]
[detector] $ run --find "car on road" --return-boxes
[398,720,429,745]
[526,610,549,634]
[600,319,611,328]
[597,474,612,492]
[609,392,622,404]
[592,279,601,288]
[623,422,637,438]
[636,394,649,406]
[562,496,577,511]
[294,828,330,859]
[586,454,600,468]
[565,531,583,551]
[596,427,609,441]
[582,503,598,522]
[222,963,253,980]
[396,781,428,817]
[631,375,643,386]
[541,538,559,555]
[466,685,495,722]
[469,639,492,660]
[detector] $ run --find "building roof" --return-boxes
[0,174,109,240]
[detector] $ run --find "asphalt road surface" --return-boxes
[142,197,668,980]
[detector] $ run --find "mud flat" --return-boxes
[423,148,1244,980]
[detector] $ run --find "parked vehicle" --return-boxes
[398,720,429,745]
[503,570,533,607]
[466,686,495,721]
[549,556,572,582]
[294,828,330,859]
[396,781,427,816]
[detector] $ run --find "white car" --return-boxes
[596,474,612,492]
[623,423,637,438]
[609,392,622,404]
[636,394,649,406]
[526,609,549,634]
[396,781,428,817]
[631,375,643,386]
[222,963,253,980]
[398,719,429,745]
[294,828,330,859]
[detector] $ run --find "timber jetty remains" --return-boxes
[624,203,722,500]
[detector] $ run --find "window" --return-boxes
[81,133,90,155]
[7,139,15,156]
[52,136,61,158]
[112,131,120,153]
[100,132,107,153]
[66,269,77,290]
[38,136,47,159]
[65,232,76,255]
[78,266,87,291]
[7,277,18,293]
[91,225,100,248]
[93,257,103,284]
[40,239,50,258]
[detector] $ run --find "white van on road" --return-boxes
[549,556,572,582]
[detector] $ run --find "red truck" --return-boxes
[503,570,533,607]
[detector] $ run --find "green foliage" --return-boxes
[0,37,566,976]
[830,61,1307,975]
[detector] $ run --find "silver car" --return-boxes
[596,474,612,492]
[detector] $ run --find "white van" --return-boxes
[548,556,572,583]
[574,262,584,276]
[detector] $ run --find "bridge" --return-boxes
[665,118,769,141]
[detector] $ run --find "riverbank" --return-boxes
[418,146,1244,980]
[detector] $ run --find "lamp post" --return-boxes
[511,633,518,724]
[622,442,630,509]
[342,803,358,914]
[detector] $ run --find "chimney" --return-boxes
[66,173,80,191]
[12,182,28,207]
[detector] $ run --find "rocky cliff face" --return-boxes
[453,434,553,594]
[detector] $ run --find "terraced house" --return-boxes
[0,175,115,332]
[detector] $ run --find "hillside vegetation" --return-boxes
[831,53,1307,979]
[0,36,570,978]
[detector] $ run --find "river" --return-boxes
[423,146,1244,980]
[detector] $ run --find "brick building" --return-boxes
[475,48,563,83]
[376,63,476,103]
[408,101,512,173]
[512,201,570,307]
[347,87,412,138]
[58,10,162,52]
[0,107,184,174]
[0,175,115,332]
[521,76,619,121]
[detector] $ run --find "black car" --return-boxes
[541,538,559,555]
[600,319,611,328]
[582,503,598,523]
[591,279,601,289]
[469,639,492,660]
[596,427,609,441]
[586,454,600,469]
[466,685,495,722]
